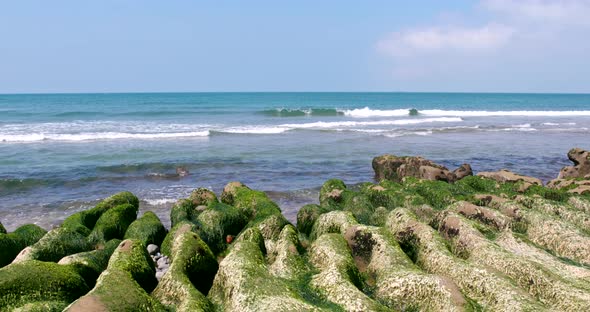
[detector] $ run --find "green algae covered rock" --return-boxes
[161,221,200,257]
[124,211,167,247]
[188,187,219,206]
[319,179,375,224]
[209,228,324,312]
[152,230,217,311]
[0,260,89,310]
[309,233,390,311]
[13,227,92,263]
[0,221,6,234]
[58,239,122,286]
[62,191,139,236]
[107,239,157,293]
[196,201,248,254]
[170,198,198,228]
[65,239,164,312]
[88,203,138,246]
[0,224,47,267]
[296,204,324,236]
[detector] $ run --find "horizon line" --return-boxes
[2,90,590,96]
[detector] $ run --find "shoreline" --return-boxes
[1,149,590,310]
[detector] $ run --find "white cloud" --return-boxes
[377,24,514,57]
[483,0,590,25]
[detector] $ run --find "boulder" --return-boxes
[372,154,471,183]
[558,148,590,179]
[124,211,167,247]
[476,169,542,186]
[0,224,47,267]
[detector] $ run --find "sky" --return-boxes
[1,0,589,93]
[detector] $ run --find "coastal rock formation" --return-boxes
[559,148,590,179]
[476,169,542,191]
[372,154,472,183]
[548,148,590,195]
[2,154,590,311]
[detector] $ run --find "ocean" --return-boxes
[1,92,589,231]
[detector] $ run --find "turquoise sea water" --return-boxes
[1,92,589,230]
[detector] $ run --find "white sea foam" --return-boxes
[219,127,290,134]
[280,117,461,129]
[144,198,177,205]
[341,107,412,117]
[541,122,577,126]
[0,131,210,142]
[420,109,590,117]
[341,107,590,118]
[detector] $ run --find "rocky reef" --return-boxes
[2,149,590,311]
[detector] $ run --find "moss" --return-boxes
[296,204,324,236]
[12,300,69,311]
[170,198,196,228]
[62,191,139,236]
[0,221,6,234]
[65,239,164,311]
[319,179,347,208]
[65,267,165,312]
[188,188,219,206]
[232,185,282,221]
[107,239,157,293]
[0,224,47,267]
[0,260,89,310]
[161,221,199,257]
[525,185,570,202]
[13,227,92,263]
[88,203,138,246]
[58,239,121,287]
[208,237,321,311]
[196,201,248,255]
[310,211,358,241]
[309,233,389,311]
[269,225,307,280]
[386,208,543,311]
[153,231,217,311]
[124,211,167,247]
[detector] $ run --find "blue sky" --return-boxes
[1,0,589,93]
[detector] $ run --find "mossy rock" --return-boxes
[62,191,139,236]
[0,224,47,267]
[88,203,138,246]
[107,239,157,293]
[209,232,321,311]
[188,188,219,206]
[219,181,245,205]
[64,266,165,312]
[170,198,197,228]
[0,260,89,310]
[153,231,217,311]
[124,211,167,247]
[310,211,358,241]
[11,300,69,311]
[196,202,248,255]
[229,183,282,221]
[319,179,347,208]
[296,204,324,236]
[161,221,200,257]
[0,221,6,234]
[13,227,92,263]
[58,239,122,286]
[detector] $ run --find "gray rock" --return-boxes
[147,244,159,255]
[155,271,165,281]
[157,256,169,268]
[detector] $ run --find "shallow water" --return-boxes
[1,92,589,230]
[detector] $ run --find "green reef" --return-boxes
[2,149,590,311]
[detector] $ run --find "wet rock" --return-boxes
[558,148,590,179]
[477,169,542,186]
[372,154,469,183]
[147,244,159,255]
[176,166,189,177]
[452,163,473,180]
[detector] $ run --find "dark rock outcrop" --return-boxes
[558,148,590,179]
[372,155,472,183]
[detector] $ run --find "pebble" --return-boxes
[155,271,165,281]
[147,244,159,255]
[157,256,169,268]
